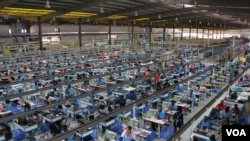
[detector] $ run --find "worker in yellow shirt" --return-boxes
[240,55,246,64]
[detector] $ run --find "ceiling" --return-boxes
[0,0,250,29]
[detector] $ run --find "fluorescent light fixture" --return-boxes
[106,15,127,20]
[57,12,97,18]
[135,18,150,21]
[184,4,195,8]
[0,7,55,16]
[153,20,166,23]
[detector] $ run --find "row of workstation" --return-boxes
[46,53,239,141]
[0,43,242,140]
[0,47,205,117]
[0,45,125,70]
[0,43,206,98]
[191,60,250,141]
[0,52,201,116]
[52,45,248,140]
[0,48,222,141]
[0,44,240,117]
[137,61,230,138]
[0,46,171,84]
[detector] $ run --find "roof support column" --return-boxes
[212,29,214,39]
[172,25,175,42]
[173,24,175,46]
[148,26,152,46]
[78,18,82,47]
[216,29,218,40]
[108,20,112,45]
[163,26,166,42]
[189,26,192,40]
[202,28,204,40]
[38,16,43,50]
[131,21,134,46]
[196,27,199,41]
[219,30,222,39]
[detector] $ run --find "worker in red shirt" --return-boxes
[215,100,227,111]
[155,70,161,90]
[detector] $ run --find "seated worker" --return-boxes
[215,100,227,111]
[217,73,222,80]
[222,107,232,122]
[209,108,221,120]
[6,100,13,112]
[96,77,104,85]
[32,111,43,126]
[222,70,227,77]
[120,126,135,141]
[156,105,166,119]
[118,95,126,107]
[99,104,109,115]
[107,88,113,95]
[66,85,75,97]
[144,69,151,85]
[198,116,212,129]
[206,134,216,141]
[108,75,114,81]
[168,100,178,111]
[81,81,90,89]
[75,114,85,124]
[232,104,240,117]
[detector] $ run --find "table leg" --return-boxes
[158,125,160,137]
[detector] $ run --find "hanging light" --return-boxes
[17,18,20,23]
[220,24,222,27]
[8,27,11,35]
[175,17,178,21]
[158,14,161,19]
[134,11,138,16]
[207,22,210,25]
[199,21,201,24]
[100,7,104,13]
[86,18,90,22]
[214,23,216,26]
[45,0,51,8]
[189,19,191,23]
